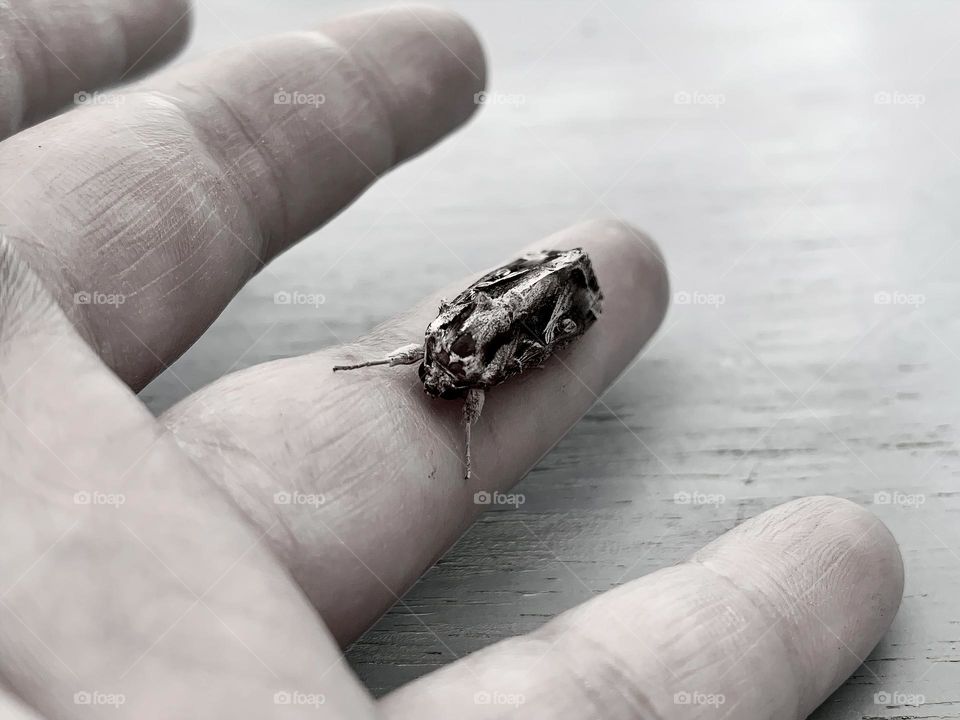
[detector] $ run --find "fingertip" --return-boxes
[693,495,905,618]
[534,219,669,381]
[323,5,487,161]
[791,495,905,590]
[580,218,670,350]
[691,495,904,715]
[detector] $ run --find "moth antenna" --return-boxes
[462,388,485,481]
[332,358,392,371]
[333,343,424,372]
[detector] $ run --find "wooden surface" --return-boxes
[141,1,960,716]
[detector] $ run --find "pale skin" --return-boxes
[0,1,904,718]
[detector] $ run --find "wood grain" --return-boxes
[140,1,960,716]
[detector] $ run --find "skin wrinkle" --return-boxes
[64,145,148,201]
[151,31,398,262]
[546,632,667,720]
[306,373,436,510]
[184,80,290,247]
[684,560,806,718]
[85,157,204,250]
[93,98,244,254]
[150,214,235,300]
[3,100,244,350]
[690,499,899,717]
[167,350,466,621]
[118,203,220,290]
[54,98,260,381]
[87,150,203,258]
[302,27,399,166]
[136,189,228,283]
[174,430,304,555]
[319,33,401,167]
[154,242,218,303]
[0,234,58,361]
[153,89,277,265]
[163,377,386,579]
[306,418,386,490]
[323,8,485,162]
[545,573,728,678]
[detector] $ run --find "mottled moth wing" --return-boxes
[333,247,604,480]
[418,248,603,398]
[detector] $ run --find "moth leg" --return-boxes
[543,283,575,345]
[462,388,485,481]
[332,343,424,372]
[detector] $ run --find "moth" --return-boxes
[333,248,603,480]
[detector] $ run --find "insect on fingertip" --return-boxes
[330,249,603,480]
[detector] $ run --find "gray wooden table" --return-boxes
[142,1,960,716]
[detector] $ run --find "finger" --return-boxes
[381,496,904,720]
[0,5,485,388]
[140,4,485,249]
[0,0,191,137]
[162,219,670,644]
[0,238,376,718]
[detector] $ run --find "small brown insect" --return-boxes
[334,248,603,479]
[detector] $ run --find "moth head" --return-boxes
[420,300,511,398]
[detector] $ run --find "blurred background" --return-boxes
[141,2,960,716]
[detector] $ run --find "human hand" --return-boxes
[0,1,903,717]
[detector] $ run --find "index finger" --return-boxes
[162,219,670,643]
